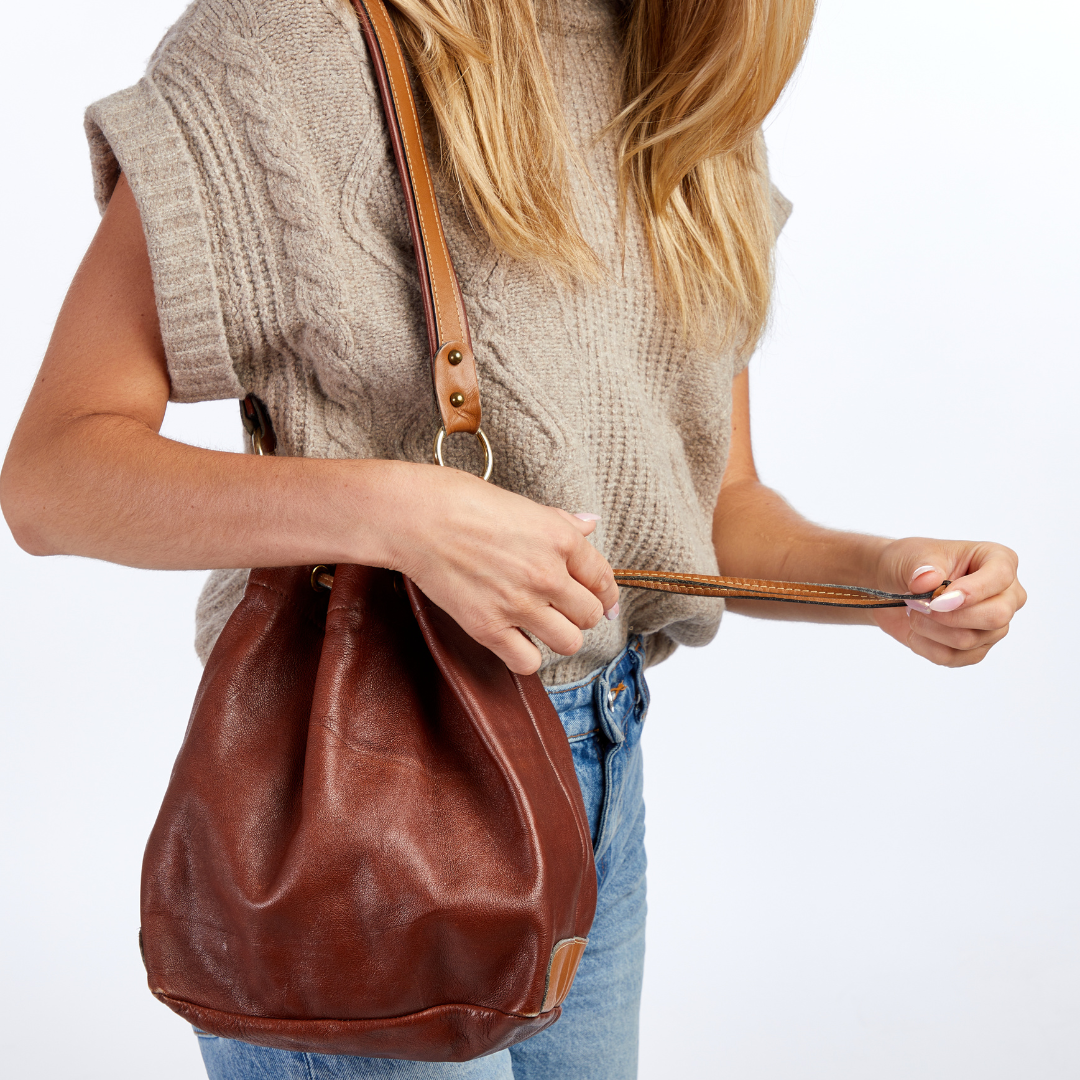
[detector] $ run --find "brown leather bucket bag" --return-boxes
[143,561,596,1059]
[139,0,947,1061]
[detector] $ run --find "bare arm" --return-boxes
[713,369,886,623]
[713,369,1026,665]
[0,176,618,675]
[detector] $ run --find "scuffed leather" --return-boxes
[141,564,596,1058]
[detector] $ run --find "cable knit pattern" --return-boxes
[84,0,791,684]
[212,13,353,383]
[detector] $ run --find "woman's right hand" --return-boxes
[0,173,616,677]
[363,462,618,675]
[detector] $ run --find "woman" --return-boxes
[0,0,1024,1076]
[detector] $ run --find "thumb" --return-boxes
[553,508,600,537]
[906,561,947,595]
[879,542,947,594]
[886,550,959,613]
[880,544,948,596]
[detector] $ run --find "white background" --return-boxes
[0,1,1076,1077]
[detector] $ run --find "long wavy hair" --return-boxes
[384,0,815,352]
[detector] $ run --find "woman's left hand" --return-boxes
[870,539,1026,667]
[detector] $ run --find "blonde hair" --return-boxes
[387,0,815,351]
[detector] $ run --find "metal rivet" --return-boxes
[447,349,463,366]
[449,392,465,408]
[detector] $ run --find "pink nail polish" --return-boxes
[928,589,964,613]
[909,565,942,586]
[605,602,620,621]
[574,512,600,522]
[905,598,931,613]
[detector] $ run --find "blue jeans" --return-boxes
[197,638,650,1080]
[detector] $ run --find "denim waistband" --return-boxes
[545,635,650,747]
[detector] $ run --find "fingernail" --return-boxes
[605,602,620,621]
[928,589,964,613]
[909,565,942,585]
[905,598,931,613]
[574,512,600,522]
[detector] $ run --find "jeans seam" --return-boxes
[593,742,623,868]
[566,727,600,742]
[547,670,604,694]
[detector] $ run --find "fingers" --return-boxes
[875,537,1024,668]
[542,509,620,619]
[900,544,1019,610]
[480,592,607,673]
[520,604,588,659]
[905,577,1022,666]
[545,572,607,635]
[907,608,1010,654]
[907,563,948,595]
[553,507,600,537]
[467,582,603,673]
[949,547,1021,607]
[902,574,1020,666]
[564,535,619,615]
[516,532,615,654]
[904,630,994,669]
[873,605,1007,667]
[396,476,619,672]
[437,514,616,670]
[910,584,1024,632]
[483,626,544,676]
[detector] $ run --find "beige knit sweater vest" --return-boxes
[84,0,791,685]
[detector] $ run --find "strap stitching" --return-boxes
[614,573,901,602]
[626,583,883,602]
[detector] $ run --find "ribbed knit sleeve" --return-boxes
[86,77,245,403]
[83,0,383,409]
[84,0,394,423]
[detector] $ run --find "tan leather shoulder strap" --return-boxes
[350,0,481,436]
[611,570,951,608]
[306,564,948,609]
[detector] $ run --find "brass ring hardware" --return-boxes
[432,426,493,482]
[311,565,335,592]
[240,395,274,456]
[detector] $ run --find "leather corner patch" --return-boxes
[540,937,588,1013]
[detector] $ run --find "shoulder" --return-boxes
[148,0,367,60]
[85,0,383,216]
[81,0,394,407]
[142,0,379,125]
